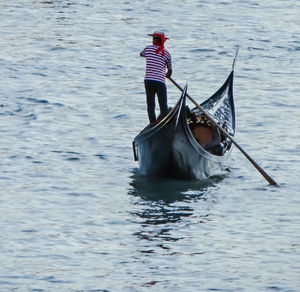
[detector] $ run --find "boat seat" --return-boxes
[191,124,224,155]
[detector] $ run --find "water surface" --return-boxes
[0,1,299,291]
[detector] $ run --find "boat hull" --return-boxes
[134,96,184,177]
[134,100,230,180]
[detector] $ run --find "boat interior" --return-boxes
[187,109,230,156]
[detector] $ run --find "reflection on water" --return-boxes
[128,174,221,248]
[128,174,222,203]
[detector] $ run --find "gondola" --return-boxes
[132,69,236,180]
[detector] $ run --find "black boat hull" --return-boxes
[133,96,185,177]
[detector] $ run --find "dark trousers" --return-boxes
[144,80,168,123]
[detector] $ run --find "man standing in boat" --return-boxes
[140,31,172,124]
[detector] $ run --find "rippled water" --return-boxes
[0,1,299,291]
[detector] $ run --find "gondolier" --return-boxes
[140,31,173,124]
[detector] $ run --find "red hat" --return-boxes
[147,31,169,40]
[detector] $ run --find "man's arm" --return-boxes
[166,69,172,79]
[140,48,146,57]
[166,53,172,78]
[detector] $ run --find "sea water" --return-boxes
[0,1,299,291]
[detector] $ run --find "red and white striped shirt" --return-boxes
[140,45,172,83]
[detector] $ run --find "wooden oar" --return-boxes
[168,77,277,186]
